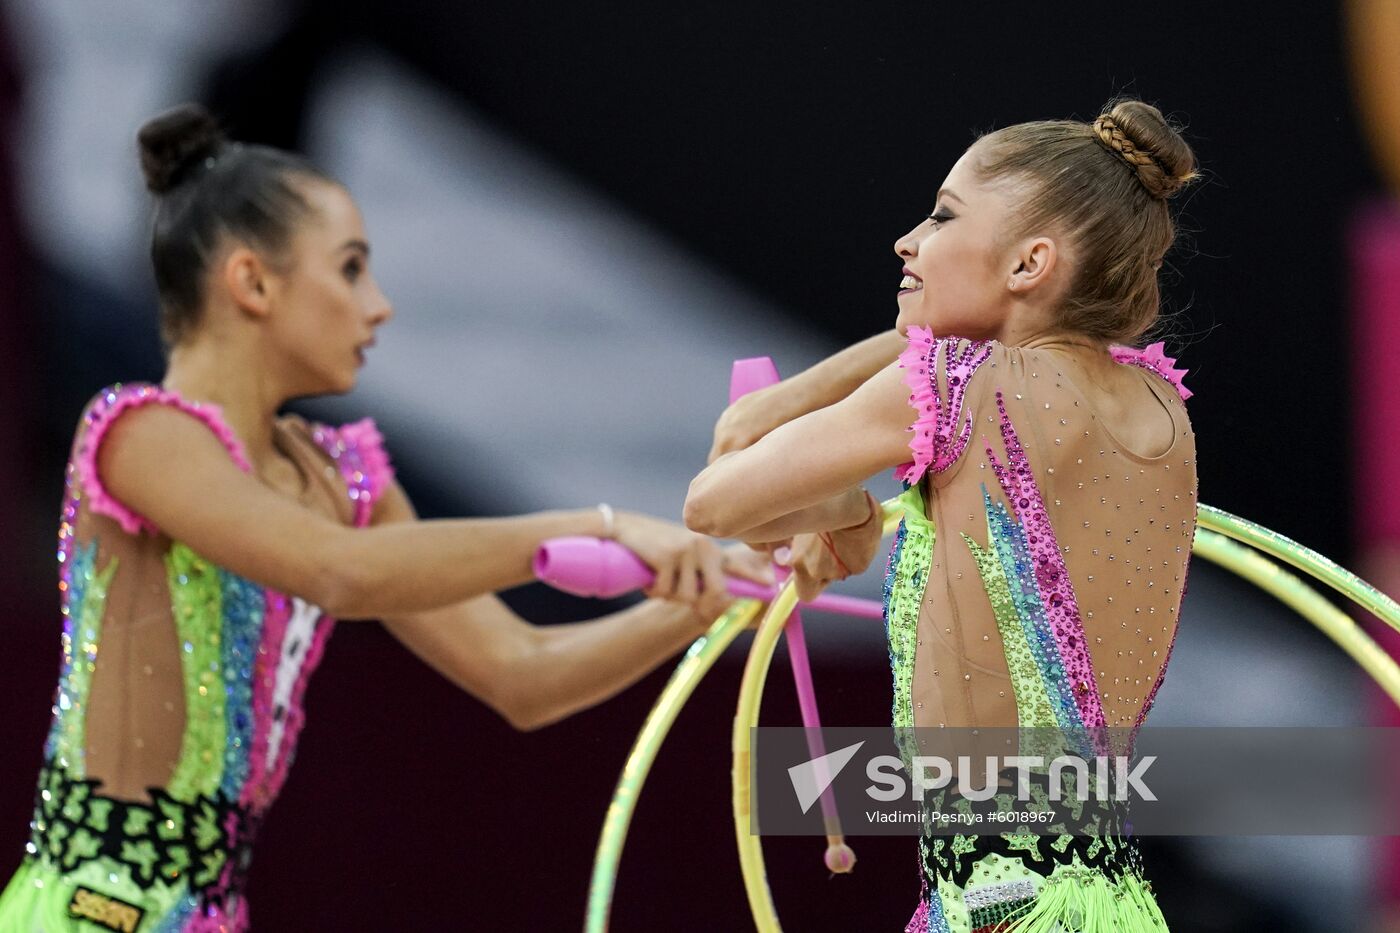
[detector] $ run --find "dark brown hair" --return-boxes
[138,104,336,346]
[972,98,1199,343]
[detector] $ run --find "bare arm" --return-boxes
[387,594,716,730]
[376,482,737,730]
[723,483,871,544]
[708,329,904,462]
[686,361,913,539]
[99,405,747,619]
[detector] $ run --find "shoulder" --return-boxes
[286,413,396,527]
[894,328,1008,485]
[74,383,251,535]
[77,383,251,465]
[897,327,1006,380]
[1107,342,1192,402]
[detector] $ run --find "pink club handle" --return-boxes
[532,537,884,619]
[729,354,855,869]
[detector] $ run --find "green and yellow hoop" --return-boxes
[584,500,1400,932]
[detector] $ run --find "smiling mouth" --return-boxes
[899,274,923,293]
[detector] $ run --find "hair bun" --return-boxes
[1091,100,1198,200]
[137,104,226,194]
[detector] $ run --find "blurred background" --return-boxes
[0,1,1398,930]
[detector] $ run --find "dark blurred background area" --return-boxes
[0,1,1395,930]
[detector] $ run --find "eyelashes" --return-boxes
[342,258,364,282]
[927,209,955,227]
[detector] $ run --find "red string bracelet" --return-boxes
[817,531,852,578]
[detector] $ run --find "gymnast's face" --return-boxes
[266,180,394,395]
[892,147,1025,340]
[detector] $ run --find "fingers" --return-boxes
[674,546,700,606]
[644,554,678,601]
[723,546,777,586]
[793,548,833,601]
[706,434,731,465]
[699,546,730,620]
[708,394,771,464]
[794,571,826,603]
[659,540,735,623]
[657,540,734,623]
[823,509,885,580]
[790,535,825,582]
[695,592,729,623]
[708,432,758,464]
[707,409,744,464]
[625,506,878,624]
[699,541,727,595]
[745,538,791,559]
[789,533,837,602]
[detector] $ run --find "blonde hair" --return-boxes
[973,99,1199,343]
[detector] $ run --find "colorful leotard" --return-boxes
[885,330,1196,933]
[0,383,393,931]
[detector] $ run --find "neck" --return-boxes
[161,334,286,470]
[998,322,1095,352]
[995,302,1105,353]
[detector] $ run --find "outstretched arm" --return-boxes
[387,594,718,730]
[686,360,912,540]
[100,404,753,619]
[375,481,756,730]
[708,329,903,462]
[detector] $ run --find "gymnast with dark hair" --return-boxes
[0,103,768,930]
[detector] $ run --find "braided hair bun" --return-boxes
[1091,100,1198,200]
[137,104,226,195]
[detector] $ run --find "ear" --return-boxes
[1007,236,1059,295]
[221,247,274,319]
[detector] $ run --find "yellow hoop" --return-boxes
[730,502,1400,932]
[584,499,1400,932]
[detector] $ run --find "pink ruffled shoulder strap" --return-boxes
[73,383,252,535]
[895,326,995,485]
[1109,341,1193,401]
[309,417,396,528]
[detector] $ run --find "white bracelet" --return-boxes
[597,502,616,539]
